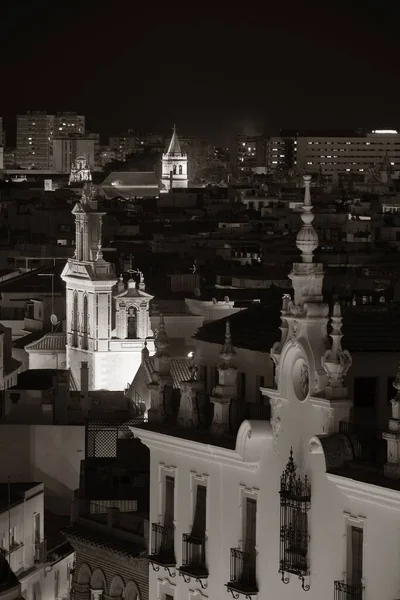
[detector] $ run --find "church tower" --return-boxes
[161,125,188,191]
[61,183,154,391]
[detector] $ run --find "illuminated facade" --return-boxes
[61,183,155,391]
[161,127,188,191]
[132,175,400,600]
[267,129,400,178]
[69,155,92,184]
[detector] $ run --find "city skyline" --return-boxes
[1,1,400,144]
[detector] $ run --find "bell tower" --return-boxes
[61,183,118,390]
[161,125,188,192]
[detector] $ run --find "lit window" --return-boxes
[272,161,277,164]
[58,127,62,131]
[307,161,313,165]
[366,142,370,145]
[242,142,246,146]
[346,142,351,145]
[346,168,350,171]
[308,142,312,145]
[359,169,364,172]
[28,137,32,140]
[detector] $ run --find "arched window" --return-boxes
[178,165,182,175]
[173,165,177,175]
[72,292,78,347]
[82,295,89,350]
[127,306,137,339]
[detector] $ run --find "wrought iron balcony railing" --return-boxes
[334,580,363,600]
[226,547,258,597]
[148,523,175,568]
[179,534,208,580]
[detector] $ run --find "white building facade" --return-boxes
[132,175,400,600]
[61,183,155,391]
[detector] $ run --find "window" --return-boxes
[192,484,207,538]
[178,165,182,175]
[349,526,363,587]
[239,372,246,399]
[82,295,89,350]
[9,526,17,547]
[164,475,175,528]
[244,498,257,578]
[72,292,78,347]
[34,512,40,544]
[354,377,377,409]
[173,165,177,175]
[127,306,137,339]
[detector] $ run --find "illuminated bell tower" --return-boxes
[161,125,188,192]
[61,183,117,390]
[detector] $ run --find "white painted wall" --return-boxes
[0,425,84,514]
[28,350,66,370]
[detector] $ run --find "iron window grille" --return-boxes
[179,534,208,585]
[148,523,176,576]
[334,581,363,600]
[279,448,311,591]
[226,547,258,598]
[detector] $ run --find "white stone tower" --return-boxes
[161,125,188,191]
[61,183,154,391]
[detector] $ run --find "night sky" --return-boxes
[1,0,400,143]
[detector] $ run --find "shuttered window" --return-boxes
[191,484,207,538]
[164,476,175,528]
[351,526,363,587]
[244,498,257,555]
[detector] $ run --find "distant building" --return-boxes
[268,129,400,179]
[54,112,85,136]
[16,112,54,169]
[161,126,188,191]
[16,112,87,170]
[0,117,4,147]
[101,171,159,199]
[234,134,266,174]
[109,131,164,161]
[53,136,95,173]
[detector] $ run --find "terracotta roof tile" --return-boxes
[25,333,66,352]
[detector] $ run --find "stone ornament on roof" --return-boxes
[220,320,236,367]
[322,302,352,394]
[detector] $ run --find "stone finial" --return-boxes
[391,366,400,421]
[220,321,236,366]
[155,314,170,356]
[118,274,125,292]
[141,339,150,363]
[296,175,319,264]
[322,303,352,395]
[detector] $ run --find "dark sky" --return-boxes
[1,0,400,143]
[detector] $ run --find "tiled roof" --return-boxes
[143,356,192,389]
[25,333,66,352]
[63,522,146,558]
[13,328,51,349]
[101,171,159,188]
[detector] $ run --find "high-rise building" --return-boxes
[235,134,266,174]
[54,112,85,135]
[16,111,86,170]
[52,134,96,172]
[161,126,188,191]
[16,111,54,169]
[267,129,400,178]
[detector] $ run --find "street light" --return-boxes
[38,273,55,332]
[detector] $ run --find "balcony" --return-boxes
[334,581,363,600]
[226,548,258,597]
[179,534,208,584]
[148,523,175,575]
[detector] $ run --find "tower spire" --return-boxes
[289,174,324,306]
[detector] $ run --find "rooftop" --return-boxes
[0,482,42,513]
[13,328,51,350]
[9,369,66,391]
[64,521,147,558]
[25,333,66,352]
[143,356,192,389]
[0,264,64,294]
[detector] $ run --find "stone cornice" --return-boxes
[130,421,270,470]
[327,472,400,510]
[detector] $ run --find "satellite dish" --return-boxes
[50,314,59,326]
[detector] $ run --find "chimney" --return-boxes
[210,321,237,436]
[383,366,400,479]
[80,361,90,413]
[177,356,204,429]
